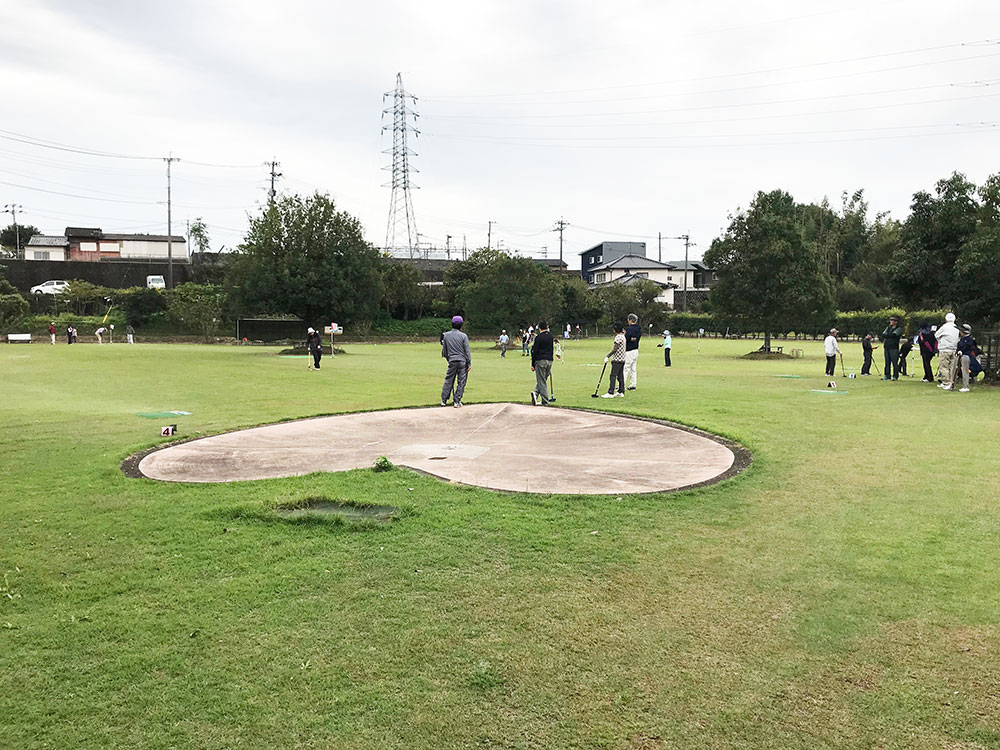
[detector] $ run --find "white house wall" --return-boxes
[120,239,188,259]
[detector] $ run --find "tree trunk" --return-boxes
[764,330,771,352]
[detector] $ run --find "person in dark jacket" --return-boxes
[957,324,981,392]
[916,322,937,382]
[529,321,554,405]
[898,337,913,377]
[860,332,877,375]
[880,314,903,380]
[306,327,323,370]
[623,313,641,390]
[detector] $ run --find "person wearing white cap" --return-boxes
[306,327,323,370]
[823,328,841,376]
[934,312,960,390]
[657,329,672,366]
[498,329,509,358]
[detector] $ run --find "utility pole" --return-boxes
[186,219,191,259]
[446,234,452,260]
[3,203,23,258]
[266,160,282,204]
[658,231,662,263]
[462,234,467,260]
[163,155,180,289]
[552,217,569,268]
[487,220,494,250]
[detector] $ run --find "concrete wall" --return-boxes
[3,259,194,293]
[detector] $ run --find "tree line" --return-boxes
[3,171,998,339]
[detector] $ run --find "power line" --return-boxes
[421,39,999,99]
[0,179,161,205]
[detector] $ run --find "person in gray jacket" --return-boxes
[935,312,960,391]
[441,315,472,407]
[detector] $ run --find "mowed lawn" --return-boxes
[2,337,999,749]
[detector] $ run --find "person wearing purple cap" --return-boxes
[440,315,472,407]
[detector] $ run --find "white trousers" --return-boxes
[624,349,639,388]
[127,334,134,344]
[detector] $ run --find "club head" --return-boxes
[591,393,600,398]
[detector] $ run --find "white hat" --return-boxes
[945,312,956,322]
[307,327,315,334]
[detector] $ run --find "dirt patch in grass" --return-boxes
[742,350,793,360]
[275,496,399,522]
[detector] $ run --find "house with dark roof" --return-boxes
[588,254,715,308]
[38,227,191,262]
[579,241,646,281]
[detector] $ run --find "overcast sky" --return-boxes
[2,0,998,270]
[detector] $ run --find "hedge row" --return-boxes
[659,309,950,339]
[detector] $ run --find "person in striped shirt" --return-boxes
[601,323,627,398]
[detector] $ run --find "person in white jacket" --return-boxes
[823,328,841,376]
[934,312,960,390]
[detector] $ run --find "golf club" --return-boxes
[839,352,846,378]
[591,360,609,398]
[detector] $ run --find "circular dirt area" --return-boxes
[130,403,749,495]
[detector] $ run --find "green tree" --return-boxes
[1,224,39,253]
[952,174,1000,325]
[63,280,111,315]
[228,193,383,326]
[703,190,836,351]
[188,217,211,253]
[110,287,167,326]
[381,261,432,320]
[167,283,226,340]
[592,278,668,333]
[0,264,27,326]
[887,172,979,308]
[452,250,560,331]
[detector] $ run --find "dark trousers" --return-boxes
[921,351,935,381]
[608,361,625,394]
[310,348,322,369]
[825,355,837,376]
[898,352,909,376]
[664,347,671,366]
[442,360,468,403]
[861,353,872,375]
[884,347,899,379]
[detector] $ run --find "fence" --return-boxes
[982,331,1000,383]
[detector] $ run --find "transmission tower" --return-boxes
[382,73,420,257]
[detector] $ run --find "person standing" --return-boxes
[956,324,981,393]
[95,326,106,345]
[48,322,56,345]
[564,323,571,339]
[66,325,73,344]
[441,315,472,408]
[623,313,641,390]
[575,324,581,340]
[657,329,672,366]
[935,312,960,391]
[823,328,841,376]
[126,324,135,345]
[601,323,627,398]
[916,322,937,382]
[880,314,903,380]
[530,321,554,406]
[860,332,877,375]
[898,336,913,377]
[306,327,323,370]
[498,329,509,358]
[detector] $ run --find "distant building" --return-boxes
[579,241,646,281]
[533,257,570,273]
[588,254,715,308]
[24,227,189,262]
[24,235,68,261]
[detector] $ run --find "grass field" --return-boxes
[2,337,999,749]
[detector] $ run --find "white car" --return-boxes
[146,275,166,289]
[30,280,70,295]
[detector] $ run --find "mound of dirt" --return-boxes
[742,350,792,360]
[278,345,345,356]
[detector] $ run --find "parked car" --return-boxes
[30,280,69,295]
[146,275,166,289]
